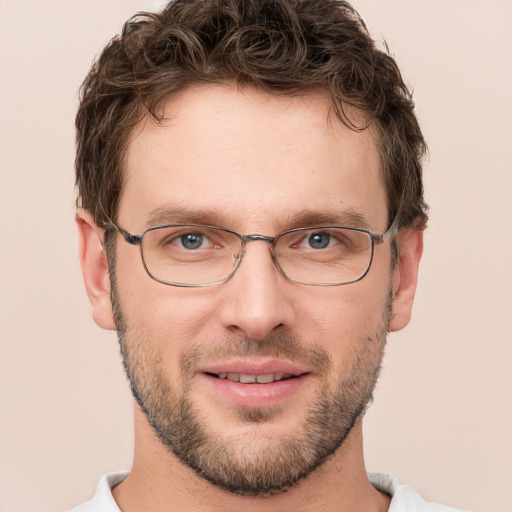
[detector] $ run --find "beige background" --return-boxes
[0,1,511,511]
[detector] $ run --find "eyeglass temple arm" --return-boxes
[372,216,400,244]
[107,222,142,246]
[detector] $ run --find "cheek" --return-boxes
[300,288,390,378]
[293,281,391,375]
[116,255,223,350]
[297,281,390,335]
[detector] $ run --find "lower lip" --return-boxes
[201,373,311,408]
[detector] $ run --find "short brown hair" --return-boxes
[76,0,428,231]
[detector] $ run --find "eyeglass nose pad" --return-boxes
[232,251,242,267]
[232,239,249,269]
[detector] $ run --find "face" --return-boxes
[100,85,408,495]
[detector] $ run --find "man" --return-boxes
[71,0,461,510]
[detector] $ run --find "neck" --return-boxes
[112,407,390,512]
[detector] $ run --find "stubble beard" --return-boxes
[111,277,389,496]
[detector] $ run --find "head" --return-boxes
[76,0,426,497]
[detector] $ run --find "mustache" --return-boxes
[180,334,333,376]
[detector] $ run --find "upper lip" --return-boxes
[198,358,310,377]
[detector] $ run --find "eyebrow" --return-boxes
[144,204,370,231]
[145,204,232,229]
[283,209,370,230]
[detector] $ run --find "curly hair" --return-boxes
[76,0,427,232]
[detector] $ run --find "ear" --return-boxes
[76,210,116,330]
[388,228,423,332]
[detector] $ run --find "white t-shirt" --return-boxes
[68,471,464,511]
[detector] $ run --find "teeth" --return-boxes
[239,374,256,383]
[256,374,275,384]
[216,372,294,383]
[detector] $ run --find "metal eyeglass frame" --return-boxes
[108,218,399,287]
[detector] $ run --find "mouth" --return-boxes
[198,360,311,407]
[205,372,302,384]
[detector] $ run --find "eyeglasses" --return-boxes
[109,221,398,287]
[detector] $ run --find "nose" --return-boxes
[217,241,296,340]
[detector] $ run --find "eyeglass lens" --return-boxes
[140,225,373,286]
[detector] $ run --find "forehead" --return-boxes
[121,84,386,231]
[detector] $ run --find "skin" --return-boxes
[77,84,423,512]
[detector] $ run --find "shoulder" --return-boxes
[67,471,128,512]
[368,473,465,512]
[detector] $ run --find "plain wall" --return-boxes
[0,1,511,511]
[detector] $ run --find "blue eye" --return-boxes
[181,233,203,249]
[308,232,330,249]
